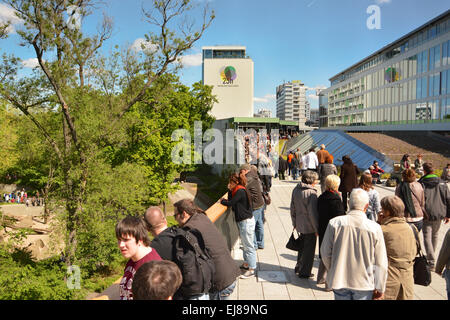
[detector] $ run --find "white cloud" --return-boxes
[308,94,319,100]
[375,0,391,4]
[130,38,159,53]
[178,52,202,68]
[254,94,276,103]
[22,58,40,69]
[0,3,23,34]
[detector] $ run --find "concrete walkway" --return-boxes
[229,178,449,300]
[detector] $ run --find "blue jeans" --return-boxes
[210,281,237,300]
[444,269,450,300]
[333,289,373,300]
[292,167,298,180]
[253,206,265,249]
[237,217,257,269]
[408,220,423,233]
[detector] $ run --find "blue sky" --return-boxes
[1,0,449,117]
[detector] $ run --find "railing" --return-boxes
[91,193,239,300]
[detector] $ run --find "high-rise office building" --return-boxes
[202,46,254,120]
[320,10,450,131]
[276,80,308,126]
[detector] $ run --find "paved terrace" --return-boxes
[228,178,449,300]
[94,178,449,300]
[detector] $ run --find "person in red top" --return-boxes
[116,216,162,300]
[370,161,385,184]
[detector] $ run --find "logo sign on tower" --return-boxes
[220,66,237,85]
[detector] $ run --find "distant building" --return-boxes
[307,109,319,127]
[320,10,450,131]
[254,108,272,118]
[276,80,308,127]
[202,46,254,120]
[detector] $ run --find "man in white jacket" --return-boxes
[320,188,388,300]
[304,147,319,172]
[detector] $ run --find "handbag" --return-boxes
[286,231,302,251]
[409,224,432,286]
[262,191,271,205]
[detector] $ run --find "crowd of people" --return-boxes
[112,142,449,301]
[288,153,450,300]
[2,189,42,207]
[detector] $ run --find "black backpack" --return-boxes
[173,227,215,297]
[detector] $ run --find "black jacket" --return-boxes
[418,175,450,220]
[317,190,345,255]
[150,226,177,261]
[278,156,288,172]
[221,188,253,222]
[184,213,240,291]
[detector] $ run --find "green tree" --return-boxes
[0,102,19,176]
[116,75,216,210]
[0,0,214,273]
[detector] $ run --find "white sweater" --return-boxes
[320,210,388,292]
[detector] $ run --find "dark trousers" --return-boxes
[278,170,285,180]
[295,233,317,277]
[342,192,350,212]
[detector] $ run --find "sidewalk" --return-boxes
[230,178,449,300]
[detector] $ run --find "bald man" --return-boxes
[144,206,177,261]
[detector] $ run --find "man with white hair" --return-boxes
[320,188,388,300]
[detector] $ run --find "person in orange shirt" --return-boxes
[288,152,294,176]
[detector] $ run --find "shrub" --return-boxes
[0,246,81,300]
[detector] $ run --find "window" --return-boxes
[416,77,428,99]
[429,45,441,70]
[417,77,422,99]
[443,40,450,66]
[422,76,427,99]
[429,73,440,97]
[430,100,439,119]
[442,70,447,96]
[203,50,212,59]
[408,54,417,78]
[444,98,450,120]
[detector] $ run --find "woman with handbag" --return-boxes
[395,168,426,232]
[317,174,345,290]
[290,170,319,278]
[378,195,417,300]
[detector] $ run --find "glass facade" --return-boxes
[322,12,450,129]
[203,49,246,59]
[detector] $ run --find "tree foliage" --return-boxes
[0,0,215,283]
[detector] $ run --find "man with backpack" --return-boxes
[418,162,450,270]
[144,202,239,300]
[144,206,213,300]
[173,199,240,300]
